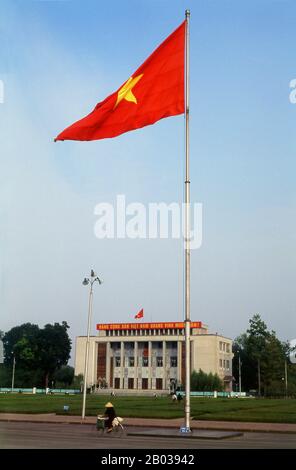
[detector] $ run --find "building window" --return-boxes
[226,344,230,353]
[156,378,163,390]
[219,341,223,351]
[128,378,134,389]
[157,357,163,367]
[170,356,177,367]
[142,378,148,389]
[219,359,223,368]
[142,357,148,367]
[115,357,121,367]
[129,357,134,367]
[226,360,230,370]
[114,378,120,389]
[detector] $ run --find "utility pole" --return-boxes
[238,354,242,395]
[11,354,16,392]
[258,358,261,397]
[285,360,288,399]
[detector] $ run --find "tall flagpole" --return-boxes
[81,282,93,421]
[184,9,191,432]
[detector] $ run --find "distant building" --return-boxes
[74,321,233,393]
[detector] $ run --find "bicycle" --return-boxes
[96,415,125,436]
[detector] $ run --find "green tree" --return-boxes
[247,314,270,396]
[233,314,295,396]
[3,323,40,367]
[37,322,71,387]
[53,365,74,388]
[2,321,72,387]
[0,330,4,365]
[232,335,257,392]
[191,369,224,391]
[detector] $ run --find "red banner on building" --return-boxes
[96,321,202,331]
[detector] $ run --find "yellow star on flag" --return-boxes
[114,74,144,109]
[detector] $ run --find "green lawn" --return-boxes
[0,394,296,423]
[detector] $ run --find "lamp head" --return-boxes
[82,278,89,286]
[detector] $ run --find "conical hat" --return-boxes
[105,402,113,408]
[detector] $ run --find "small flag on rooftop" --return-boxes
[134,308,144,319]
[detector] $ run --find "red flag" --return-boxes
[55,21,185,141]
[135,309,144,319]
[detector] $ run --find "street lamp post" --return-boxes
[258,359,261,397]
[238,354,242,395]
[11,354,16,392]
[285,360,288,399]
[81,270,102,421]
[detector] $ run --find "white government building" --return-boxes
[74,321,233,394]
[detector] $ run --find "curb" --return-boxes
[1,415,296,434]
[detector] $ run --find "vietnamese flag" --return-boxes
[135,309,144,319]
[55,21,185,141]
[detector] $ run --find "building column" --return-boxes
[148,341,152,389]
[190,340,194,375]
[120,341,125,389]
[134,341,138,389]
[106,342,110,388]
[92,341,97,387]
[162,340,166,391]
[177,340,182,384]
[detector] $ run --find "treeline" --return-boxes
[232,314,296,396]
[189,314,296,396]
[191,370,224,391]
[0,322,76,388]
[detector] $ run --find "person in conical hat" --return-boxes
[104,402,116,432]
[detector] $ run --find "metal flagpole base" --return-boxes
[179,426,192,434]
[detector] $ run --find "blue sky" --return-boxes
[1,0,295,362]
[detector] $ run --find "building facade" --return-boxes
[74,321,233,393]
